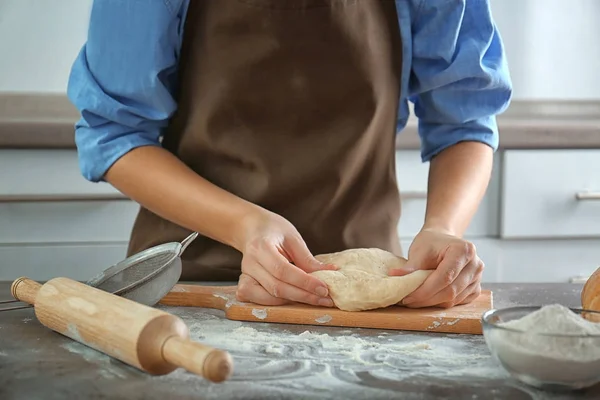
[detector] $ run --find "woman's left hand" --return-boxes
[388,228,484,308]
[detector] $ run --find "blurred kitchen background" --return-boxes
[0,0,599,283]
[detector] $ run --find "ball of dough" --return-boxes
[311,248,431,311]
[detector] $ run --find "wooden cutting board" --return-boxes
[160,285,493,335]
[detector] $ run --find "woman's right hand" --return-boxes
[234,210,336,307]
[102,145,334,306]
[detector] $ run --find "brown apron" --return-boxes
[127,0,404,281]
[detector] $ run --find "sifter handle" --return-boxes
[162,336,233,383]
[11,277,42,305]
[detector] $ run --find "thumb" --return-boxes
[388,259,419,276]
[285,237,337,273]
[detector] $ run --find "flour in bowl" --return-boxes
[497,304,600,361]
[501,303,600,335]
[490,304,600,387]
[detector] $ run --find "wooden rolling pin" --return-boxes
[11,276,233,382]
[582,266,600,321]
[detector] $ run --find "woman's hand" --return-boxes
[388,228,484,308]
[235,211,336,307]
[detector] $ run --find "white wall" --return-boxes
[0,0,92,93]
[491,0,600,100]
[0,0,599,99]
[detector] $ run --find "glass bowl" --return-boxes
[482,306,600,391]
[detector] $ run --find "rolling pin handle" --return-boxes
[11,277,42,305]
[162,336,233,383]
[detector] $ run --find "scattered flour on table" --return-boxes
[61,341,129,379]
[53,307,510,398]
[491,304,600,384]
[170,310,507,384]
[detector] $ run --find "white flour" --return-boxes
[174,310,506,381]
[54,308,509,399]
[151,310,510,398]
[52,307,512,399]
[491,304,600,386]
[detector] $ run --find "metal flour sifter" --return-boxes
[0,232,198,311]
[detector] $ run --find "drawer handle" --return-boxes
[575,192,600,201]
[0,194,128,203]
[401,191,428,200]
[569,275,590,284]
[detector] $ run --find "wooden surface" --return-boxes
[11,277,233,382]
[160,284,493,335]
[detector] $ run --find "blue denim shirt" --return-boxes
[68,0,512,182]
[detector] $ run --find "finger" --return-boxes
[284,236,338,273]
[406,269,483,309]
[263,246,331,297]
[236,273,289,306]
[453,258,484,306]
[404,256,480,307]
[459,284,482,305]
[246,262,333,307]
[388,258,421,276]
[437,282,481,308]
[437,282,481,309]
[402,282,463,309]
[402,243,475,305]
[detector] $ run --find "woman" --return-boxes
[67,0,512,309]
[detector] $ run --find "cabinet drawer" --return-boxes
[0,149,121,197]
[0,243,129,282]
[0,200,139,244]
[497,239,600,283]
[395,151,500,238]
[501,150,600,238]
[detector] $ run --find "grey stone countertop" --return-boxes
[0,281,599,400]
[1,93,600,150]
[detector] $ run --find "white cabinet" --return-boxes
[0,149,123,196]
[501,150,600,238]
[0,201,139,243]
[0,149,139,244]
[395,151,501,239]
[497,239,599,283]
[0,243,128,281]
[0,149,137,281]
[2,148,599,284]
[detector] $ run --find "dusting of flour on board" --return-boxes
[251,308,268,320]
[426,315,462,330]
[212,292,243,308]
[315,315,332,324]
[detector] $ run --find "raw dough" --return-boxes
[311,248,432,311]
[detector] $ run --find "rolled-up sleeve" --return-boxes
[67,0,186,182]
[408,0,513,162]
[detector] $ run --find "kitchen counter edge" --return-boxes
[1,93,599,150]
